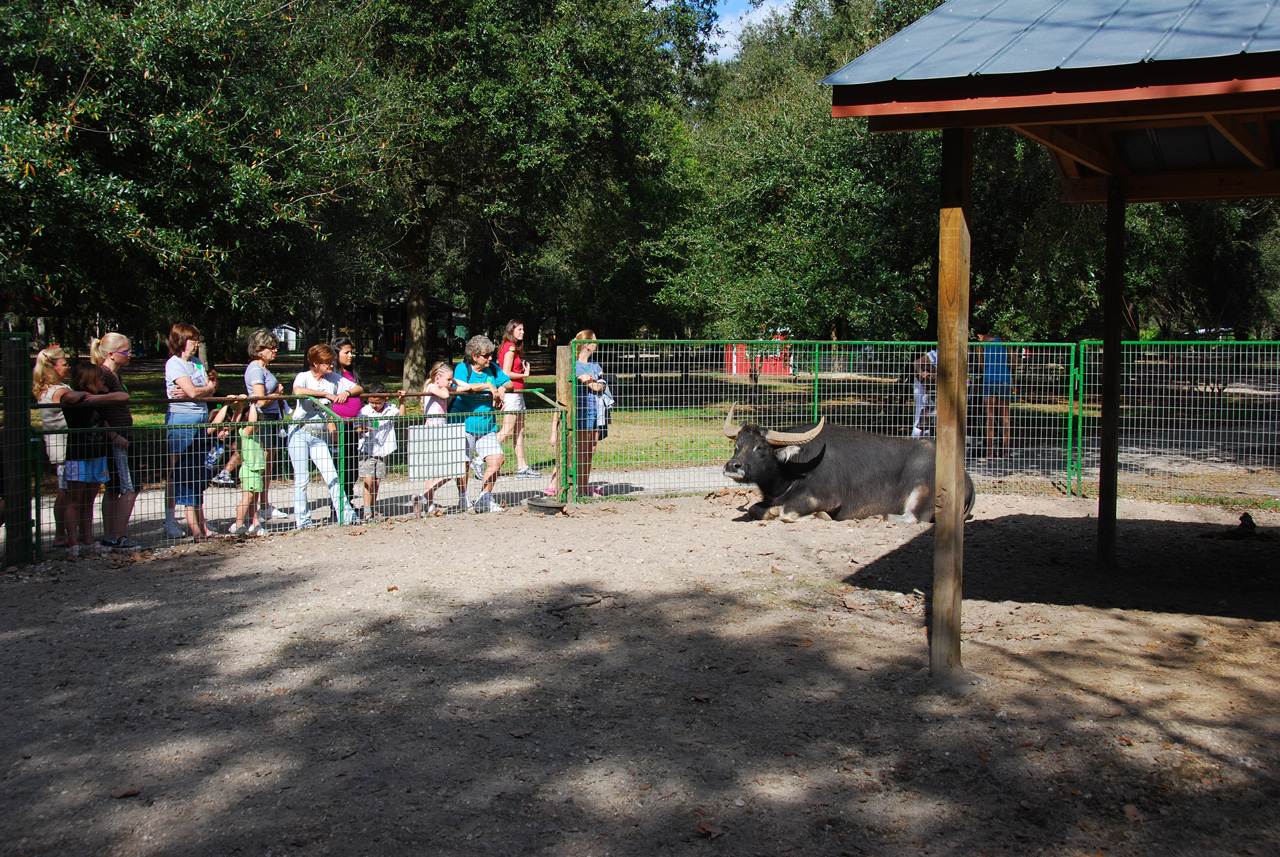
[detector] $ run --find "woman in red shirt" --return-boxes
[494,319,540,478]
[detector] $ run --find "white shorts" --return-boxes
[466,431,504,461]
[502,393,526,412]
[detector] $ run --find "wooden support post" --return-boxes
[1098,178,1125,566]
[555,346,574,498]
[931,128,972,676]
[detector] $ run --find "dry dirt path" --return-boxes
[4,492,1280,856]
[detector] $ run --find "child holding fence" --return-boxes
[357,382,404,521]
[413,361,464,516]
[60,363,128,556]
[229,400,267,536]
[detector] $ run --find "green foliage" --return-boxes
[657,0,1280,343]
[0,0,393,351]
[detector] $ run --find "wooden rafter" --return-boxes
[1062,168,1280,203]
[1015,124,1117,176]
[1204,113,1274,169]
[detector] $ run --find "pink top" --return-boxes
[497,341,524,391]
[330,369,363,419]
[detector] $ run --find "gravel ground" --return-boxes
[3,491,1279,856]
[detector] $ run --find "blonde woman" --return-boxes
[90,333,139,550]
[32,347,72,547]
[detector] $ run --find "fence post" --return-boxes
[2,333,34,563]
[556,346,574,498]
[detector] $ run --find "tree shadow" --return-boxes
[3,535,1279,855]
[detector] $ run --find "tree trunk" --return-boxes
[401,214,437,394]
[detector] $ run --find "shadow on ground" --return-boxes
[3,516,1279,856]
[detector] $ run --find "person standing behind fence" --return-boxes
[911,348,938,438]
[572,330,611,497]
[289,343,358,529]
[974,322,1015,458]
[90,334,140,550]
[33,347,72,548]
[495,320,540,478]
[60,363,127,556]
[414,361,464,516]
[452,335,511,513]
[164,323,218,538]
[356,382,403,521]
[244,329,285,522]
[329,336,365,511]
[229,401,267,537]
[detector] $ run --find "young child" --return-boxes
[356,382,404,521]
[229,399,266,536]
[60,364,126,556]
[413,361,466,516]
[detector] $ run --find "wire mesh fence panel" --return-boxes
[1079,341,1280,505]
[28,403,567,552]
[574,340,1078,502]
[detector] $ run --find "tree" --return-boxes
[1,0,392,352]
[370,0,708,389]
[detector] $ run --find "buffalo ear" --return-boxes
[774,445,803,463]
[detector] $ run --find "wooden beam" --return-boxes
[930,127,971,677]
[1205,113,1274,169]
[1015,124,1116,175]
[1061,169,1280,203]
[1098,178,1125,568]
[855,89,1280,132]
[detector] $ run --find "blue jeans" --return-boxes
[287,426,354,528]
[167,410,209,507]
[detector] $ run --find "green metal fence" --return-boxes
[4,336,1278,563]
[1078,340,1280,505]
[575,339,1079,500]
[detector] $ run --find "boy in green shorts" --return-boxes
[229,401,267,536]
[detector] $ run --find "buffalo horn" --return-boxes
[765,418,825,446]
[722,404,741,439]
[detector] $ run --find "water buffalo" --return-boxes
[722,406,975,523]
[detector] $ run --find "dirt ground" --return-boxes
[3,491,1280,857]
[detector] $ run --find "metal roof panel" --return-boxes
[821,0,1280,86]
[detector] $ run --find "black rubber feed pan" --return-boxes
[525,496,566,515]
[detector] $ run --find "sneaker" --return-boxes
[227,523,249,537]
[246,524,267,536]
[91,541,111,553]
[544,485,559,496]
[476,492,504,513]
[211,469,236,487]
[425,503,440,517]
[516,466,542,478]
[67,545,81,558]
[102,536,141,551]
[259,504,276,523]
[163,520,185,539]
[470,456,485,480]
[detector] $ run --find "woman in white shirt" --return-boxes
[288,343,358,529]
